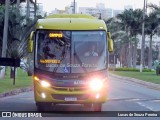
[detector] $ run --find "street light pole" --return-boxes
[140,0,146,72]
[2,0,10,58]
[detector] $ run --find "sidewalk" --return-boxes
[109,73,160,90]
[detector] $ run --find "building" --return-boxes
[137,35,160,49]
[96,3,105,9]
[20,2,34,19]
[50,2,77,14]
[37,3,45,17]
[20,2,44,19]
[79,3,113,20]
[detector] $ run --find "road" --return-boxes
[0,76,160,120]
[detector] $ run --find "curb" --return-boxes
[0,87,33,98]
[109,73,160,90]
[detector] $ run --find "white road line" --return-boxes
[136,102,155,111]
[151,100,160,102]
[126,98,141,101]
[145,106,154,111]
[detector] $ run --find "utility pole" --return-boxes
[0,0,10,79]
[73,0,75,14]
[17,0,20,8]
[140,0,146,72]
[2,0,10,58]
[34,0,37,19]
[26,0,30,20]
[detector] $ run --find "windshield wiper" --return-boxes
[53,45,69,72]
[73,44,87,73]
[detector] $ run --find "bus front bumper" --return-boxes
[34,81,107,104]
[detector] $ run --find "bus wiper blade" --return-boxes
[74,51,87,73]
[53,45,68,72]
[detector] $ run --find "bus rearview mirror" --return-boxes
[28,31,35,53]
[28,40,33,53]
[107,32,113,52]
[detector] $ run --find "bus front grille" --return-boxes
[52,94,89,101]
[52,87,87,92]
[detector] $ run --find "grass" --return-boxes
[110,71,160,84]
[0,68,33,94]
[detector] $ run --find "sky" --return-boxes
[37,0,160,13]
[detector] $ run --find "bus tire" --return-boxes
[83,103,92,111]
[36,103,53,112]
[93,103,102,112]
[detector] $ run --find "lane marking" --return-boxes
[137,102,152,110]
[136,102,156,111]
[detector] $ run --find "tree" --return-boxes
[145,11,159,69]
[0,5,37,78]
[0,0,25,5]
[7,7,37,58]
[105,18,128,67]
[148,3,160,62]
[116,9,136,68]
[129,9,143,68]
[106,9,144,68]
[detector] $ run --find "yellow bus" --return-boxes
[28,14,113,111]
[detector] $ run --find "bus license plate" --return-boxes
[64,97,77,101]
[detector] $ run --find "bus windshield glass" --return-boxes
[35,30,107,73]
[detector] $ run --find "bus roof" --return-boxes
[45,14,96,19]
[36,14,107,31]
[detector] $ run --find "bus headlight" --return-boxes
[41,81,51,87]
[89,79,103,91]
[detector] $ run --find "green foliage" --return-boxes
[0,0,25,5]
[0,6,37,58]
[110,67,152,72]
[7,7,37,58]
[106,7,160,68]
[145,11,160,35]
[111,71,160,84]
[0,68,32,93]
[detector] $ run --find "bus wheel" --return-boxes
[37,103,52,112]
[83,104,92,111]
[93,103,102,112]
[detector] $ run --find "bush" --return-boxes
[156,65,160,75]
[109,67,152,72]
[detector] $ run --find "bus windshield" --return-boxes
[35,30,107,73]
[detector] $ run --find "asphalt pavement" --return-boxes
[0,76,160,120]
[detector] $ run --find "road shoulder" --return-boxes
[109,73,160,90]
[0,87,33,98]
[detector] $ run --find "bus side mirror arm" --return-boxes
[28,31,35,53]
[107,32,113,52]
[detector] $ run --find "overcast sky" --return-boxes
[37,0,160,13]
